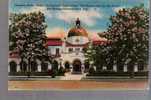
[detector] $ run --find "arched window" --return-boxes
[56,48,60,55]
[31,60,38,72]
[9,60,17,73]
[41,61,48,72]
[64,61,70,69]
[68,48,73,52]
[20,60,27,72]
[138,61,144,71]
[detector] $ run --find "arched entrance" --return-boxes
[72,59,82,73]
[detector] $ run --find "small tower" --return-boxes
[76,18,81,28]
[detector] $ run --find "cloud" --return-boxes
[46,27,107,41]
[46,27,105,39]
[88,29,105,33]
[47,27,64,34]
[88,30,107,41]
[113,6,125,13]
[21,6,52,19]
[20,6,103,27]
[46,27,66,37]
[56,8,102,26]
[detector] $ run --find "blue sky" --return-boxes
[9,0,149,36]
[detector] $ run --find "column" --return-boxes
[113,65,117,72]
[144,65,147,71]
[94,66,96,71]
[81,64,84,73]
[48,64,52,70]
[17,64,20,72]
[70,64,73,72]
[38,64,41,72]
[124,65,127,72]
[134,64,138,72]
[102,66,107,70]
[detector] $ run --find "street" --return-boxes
[8,79,148,91]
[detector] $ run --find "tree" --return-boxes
[9,12,48,73]
[104,5,149,72]
[84,41,96,66]
[52,60,59,71]
[58,66,65,76]
[84,61,90,72]
[64,61,70,72]
[64,61,70,70]
[84,40,112,72]
[84,5,149,75]
[41,60,48,72]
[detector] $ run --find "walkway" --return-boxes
[60,72,86,80]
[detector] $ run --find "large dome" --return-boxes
[67,27,88,37]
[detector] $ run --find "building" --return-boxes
[8,19,107,74]
[47,19,107,73]
[8,19,148,75]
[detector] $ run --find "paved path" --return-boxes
[60,72,86,80]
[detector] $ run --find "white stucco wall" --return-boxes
[66,36,89,45]
[48,46,62,55]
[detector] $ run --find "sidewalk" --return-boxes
[84,76,148,79]
[8,72,86,81]
[8,75,148,81]
[9,76,64,81]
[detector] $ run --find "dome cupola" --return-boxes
[66,18,89,45]
[67,27,88,37]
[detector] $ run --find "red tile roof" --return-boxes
[47,40,63,46]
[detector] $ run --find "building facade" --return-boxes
[47,19,106,73]
[8,19,148,75]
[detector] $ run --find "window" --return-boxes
[75,48,80,51]
[68,48,73,52]
[48,48,51,54]
[56,48,60,55]
[82,48,86,52]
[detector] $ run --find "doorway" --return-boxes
[72,59,82,73]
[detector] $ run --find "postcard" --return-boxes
[8,0,149,90]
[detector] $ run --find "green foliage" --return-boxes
[9,12,48,61]
[105,6,149,65]
[84,6,149,73]
[57,67,65,76]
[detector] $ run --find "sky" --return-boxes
[9,0,149,36]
